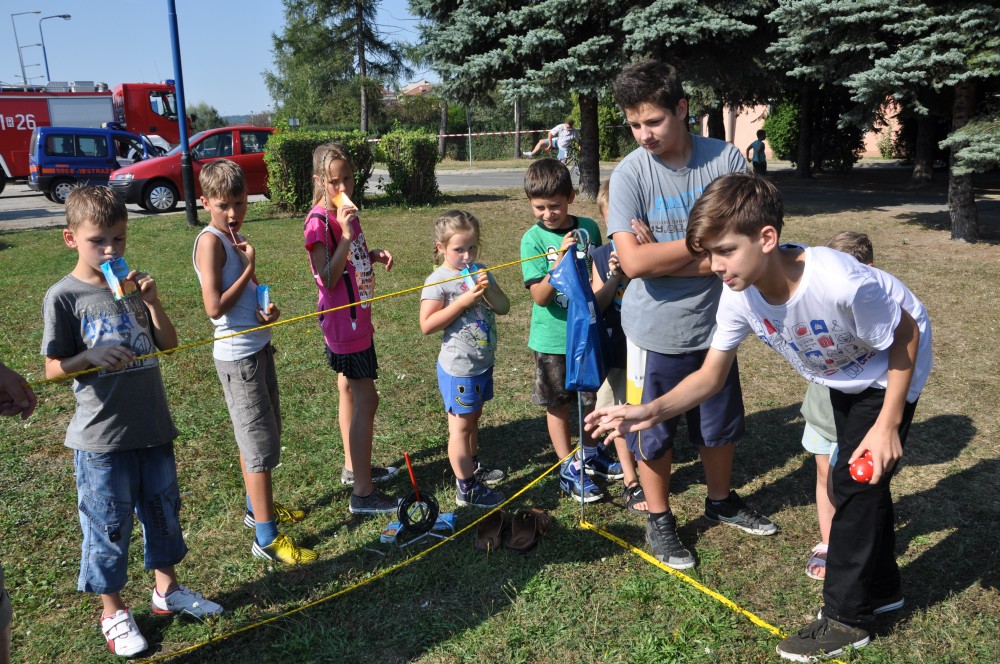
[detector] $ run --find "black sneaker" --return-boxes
[456,482,504,508]
[340,465,399,486]
[704,490,778,535]
[645,511,696,570]
[776,617,870,661]
[348,489,399,515]
[473,463,506,487]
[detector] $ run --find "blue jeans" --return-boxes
[74,444,188,594]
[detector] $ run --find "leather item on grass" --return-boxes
[474,509,509,551]
[506,508,554,552]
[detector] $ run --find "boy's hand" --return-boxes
[585,403,658,438]
[371,248,394,271]
[632,219,656,245]
[608,252,622,278]
[851,422,903,484]
[232,239,256,269]
[554,231,578,264]
[87,344,136,372]
[129,270,161,305]
[0,363,37,419]
[336,203,357,242]
[257,302,281,324]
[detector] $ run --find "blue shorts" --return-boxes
[625,347,745,462]
[437,364,494,414]
[74,444,188,595]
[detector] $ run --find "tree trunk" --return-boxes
[795,84,813,178]
[438,99,447,158]
[578,92,600,200]
[706,106,726,140]
[514,96,522,158]
[911,114,934,184]
[356,0,368,133]
[948,80,979,242]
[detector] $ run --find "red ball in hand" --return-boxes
[850,449,874,484]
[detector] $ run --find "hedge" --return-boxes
[264,130,375,213]
[376,130,439,205]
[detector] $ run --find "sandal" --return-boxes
[806,542,828,580]
[506,508,554,552]
[474,509,509,551]
[623,481,648,514]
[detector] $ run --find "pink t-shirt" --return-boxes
[303,204,375,354]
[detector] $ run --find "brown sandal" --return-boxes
[506,508,554,552]
[474,509,509,551]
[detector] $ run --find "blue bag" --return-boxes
[548,243,610,392]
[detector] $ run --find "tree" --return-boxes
[187,102,226,131]
[413,0,630,198]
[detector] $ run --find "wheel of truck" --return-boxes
[0,171,6,195]
[50,178,76,205]
[143,180,179,213]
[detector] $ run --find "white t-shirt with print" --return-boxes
[710,245,932,402]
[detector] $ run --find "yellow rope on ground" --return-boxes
[27,249,565,388]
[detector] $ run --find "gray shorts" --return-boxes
[215,343,282,473]
[530,351,596,409]
[0,563,11,631]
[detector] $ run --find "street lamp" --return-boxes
[39,14,71,82]
[10,10,41,85]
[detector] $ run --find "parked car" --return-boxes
[109,125,273,212]
[27,125,157,204]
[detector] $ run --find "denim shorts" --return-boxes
[215,343,282,473]
[437,364,494,414]
[624,343,745,461]
[530,351,596,410]
[75,444,188,595]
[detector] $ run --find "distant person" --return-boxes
[192,160,314,565]
[41,187,222,658]
[588,173,932,662]
[304,143,400,515]
[0,361,37,664]
[746,129,768,175]
[420,210,511,508]
[524,119,579,161]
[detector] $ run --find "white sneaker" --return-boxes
[151,585,223,619]
[101,608,148,657]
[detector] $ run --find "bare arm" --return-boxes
[133,271,178,351]
[481,273,510,315]
[612,231,706,279]
[419,285,484,335]
[591,251,621,312]
[194,232,256,319]
[0,362,37,419]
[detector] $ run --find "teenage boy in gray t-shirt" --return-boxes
[606,59,778,570]
[41,186,221,658]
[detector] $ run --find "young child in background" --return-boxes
[519,158,620,503]
[801,231,875,581]
[305,143,400,515]
[42,187,222,658]
[420,210,511,508]
[590,180,648,512]
[746,129,768,175]
[192,159,314,565]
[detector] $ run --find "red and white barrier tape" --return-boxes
[366,128,549,143]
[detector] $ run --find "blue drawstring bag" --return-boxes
[549,244,610,392]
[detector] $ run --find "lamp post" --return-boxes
[11,10,41,85]
[39,14,71,82]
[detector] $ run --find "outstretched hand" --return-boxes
[584,402,660,439]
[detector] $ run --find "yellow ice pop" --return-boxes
[332,192,355,209]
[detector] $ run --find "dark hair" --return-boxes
[757,129,766,139]
[686,173,784,255]
[613,59,685,114]
[524,158,574,199]
[66,185,127,230]
[826,231,874,264]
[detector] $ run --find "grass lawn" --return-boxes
[1,172,998,663]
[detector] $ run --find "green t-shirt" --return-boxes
[520,216,602,354]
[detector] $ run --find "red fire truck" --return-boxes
[0,81,181,195]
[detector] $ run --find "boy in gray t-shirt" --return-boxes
[41,187,221,658]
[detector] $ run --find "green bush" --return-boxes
[377,130,439,205]
[763,100,799,162]
[264,130,375,213]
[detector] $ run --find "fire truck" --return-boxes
[0,80,180,195]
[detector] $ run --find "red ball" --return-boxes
[850,449,874,483]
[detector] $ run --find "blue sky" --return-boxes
[3,0,426,115]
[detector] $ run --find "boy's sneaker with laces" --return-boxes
[243,502,307,529]
[101,608,147,658]
[151,585,223,619]
[559,461,604,503]
[704,490,778,535]
[340,465,399,486]
[473,464,506,487]
[583,446,625,480]
[776,616,870,661]
[646,511,696,570]
[251,533,318,565]
[348,488,400,514]
[456,482,504,508]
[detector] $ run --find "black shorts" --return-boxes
[325,344,379,380]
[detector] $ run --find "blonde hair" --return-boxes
[597,179,610,214]
[433,210,481,265]
[65,186,127,230]
[826,231,874,264]
[311,142,355,207]
[199,159,246,200]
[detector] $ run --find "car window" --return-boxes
[46,134,76,157]
[164,130,208,157]
[240,131,271,154]
[77,135,108,158]
[193,132,233,160]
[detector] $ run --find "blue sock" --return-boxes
[581,445,598,460]
[245,494,253,514]
[457,476,477,493]
[255,520,278,547]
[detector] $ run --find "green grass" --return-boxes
[1,173,999,663]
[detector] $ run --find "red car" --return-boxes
[109,125,273,212]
